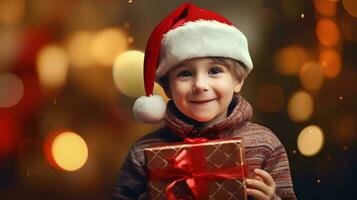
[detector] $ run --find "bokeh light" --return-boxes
[332,115,356,143]
[91,28,128,67]
[50,131,88,171]
[113,50,167,99]
[113,51,145,97]
[316,18,340,47]
[342,0,357,18]
[66,31,96,68]
[257,84,285,113]
[319,48,341,78]
[297,125,324,156]
[37,44,69,92]
[0,73,24,108]
[0,0,25,25]
[313,0,337,17]
[299,62,324,91]
[287,91,314,122]
[274,45,308,75]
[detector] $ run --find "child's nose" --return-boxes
[192,76,209,93]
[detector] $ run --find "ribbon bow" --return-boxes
[148,138,246,200]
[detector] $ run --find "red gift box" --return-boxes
[144,138,247,200]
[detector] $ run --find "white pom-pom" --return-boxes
[133,95,166,123]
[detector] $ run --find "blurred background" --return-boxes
[0,0,356,199]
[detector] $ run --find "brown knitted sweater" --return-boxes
[113,95,297,199]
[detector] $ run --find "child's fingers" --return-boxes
[246,178,269,195]
[246,188,269,200]
[255,175,264,182]
[254,169,276,187]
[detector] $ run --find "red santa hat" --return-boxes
[133,3,253,123]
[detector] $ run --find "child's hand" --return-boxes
[246,169,276,200]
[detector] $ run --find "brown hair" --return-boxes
[209,57,248,82]
[159,57,249,91]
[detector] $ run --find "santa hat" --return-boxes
[133,3,253,123]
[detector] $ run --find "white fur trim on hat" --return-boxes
[155,20,253,80]
[133,95,166,123]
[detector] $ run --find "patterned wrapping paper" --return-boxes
[144,138,247,200]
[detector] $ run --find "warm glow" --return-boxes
[91,28,128,67]
[316,18,340,47]
[342,0,357,18]
[319,48,341,78]
[0,73,24,108]
[51,132,88,171]
[67,31,96,68]
[297,125,324,156]
[0,0,25,25]
[314,0,337,17]
[300,62,324,91]
[257,85,285,113]
[274,46,308,75]
[37,44,69,91]
[287,91,314,122]
[113,50,145,97]
[113,50,168,99]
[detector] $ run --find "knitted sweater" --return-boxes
[113,95,297,199]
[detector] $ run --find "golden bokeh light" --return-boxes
[342,0,357,18]
[0,73,24,108]
[257,84,285,113]
[0,0,25,25]
[297,125,324,156]
[51,131,88,171]
[319,48,341,78]
[313,0,337,17]
[113,50,167,99]
[274,46,308,75]
[91,28,128,67]
[299,62,324,91]
[113,50,145,97]
[66,31,96,68]
[287,91,314,122]
[316,18,340,47]
[37,44,69,91]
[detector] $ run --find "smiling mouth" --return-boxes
[189,99,215,104]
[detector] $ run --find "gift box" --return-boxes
[144,138,247,200]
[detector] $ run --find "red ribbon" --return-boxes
[148,138,246,200]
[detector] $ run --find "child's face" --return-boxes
[166,57,244,123]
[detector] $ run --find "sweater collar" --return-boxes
[164,95,253,139]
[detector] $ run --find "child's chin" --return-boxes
[190,115,215,123]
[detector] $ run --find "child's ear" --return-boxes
[234,79,244,93]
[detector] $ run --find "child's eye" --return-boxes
[208,67,223,75]
[177,70,192,77]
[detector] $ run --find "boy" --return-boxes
[113,3,296,200]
